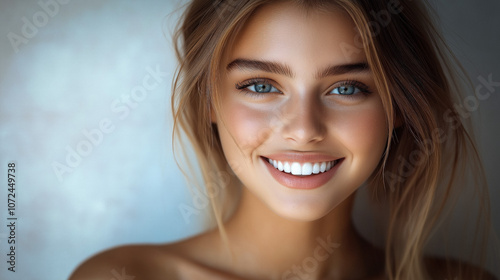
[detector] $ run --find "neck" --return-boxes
[220,187,380,280]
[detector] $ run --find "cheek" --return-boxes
[218,100,273,164]
[330,103,387,170]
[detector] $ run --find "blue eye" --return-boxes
[330,85,362,95]
[236,79,282,96]
[247,83,280,93]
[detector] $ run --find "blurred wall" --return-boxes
[0,1,203,279]
[0,0,498,279]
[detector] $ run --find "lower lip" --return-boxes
[262,157,343,190]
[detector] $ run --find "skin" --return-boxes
[216,4,387,223]
[204,2,387,279]
[72,3,386,280]
[69,2,495,280]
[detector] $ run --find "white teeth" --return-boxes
[284,162,291,173]
[266,158,338,176]
[320,162,326,172]
[291,162,301,175]
[312,163,320,174]
[302,162,313,175]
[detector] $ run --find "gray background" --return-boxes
[0,0,498,279]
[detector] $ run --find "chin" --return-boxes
[265,192,351,222]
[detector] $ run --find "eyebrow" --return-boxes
[315,62,370,79]
[226,58,370,79]
[227,59,294,77]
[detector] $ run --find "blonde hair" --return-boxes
[171,0,495,278]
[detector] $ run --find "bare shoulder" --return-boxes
[69,231,238,280]
[159,232,246,280]
[69,244,183,280]
[425,256,498,280]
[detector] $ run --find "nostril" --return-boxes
[278,102,326,144]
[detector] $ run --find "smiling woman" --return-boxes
[69,0,497,279]
[214,5,388,225]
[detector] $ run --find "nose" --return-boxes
[279,96,326,145]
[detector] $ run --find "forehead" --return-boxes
[227,2,366,69]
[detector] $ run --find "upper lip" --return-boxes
[262,153,342,163]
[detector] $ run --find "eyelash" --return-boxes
[235,78,281,97]
[235,78,372,98]
[331,80,372,97]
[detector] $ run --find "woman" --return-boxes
[70,0,497,279]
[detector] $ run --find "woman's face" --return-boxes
[214,2,388,221]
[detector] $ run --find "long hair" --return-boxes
[171,0,494,278]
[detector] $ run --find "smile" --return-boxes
[265,158,338,176]
[261,155,344,189]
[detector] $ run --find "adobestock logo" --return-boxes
[212,0,239,20]
[7,0,71,53]
[384,73,499,191]
[282,235,340,280]
[178,171,231,224]
[51,65,169,182]
[341,0,405,61]
[110,267,135,280]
